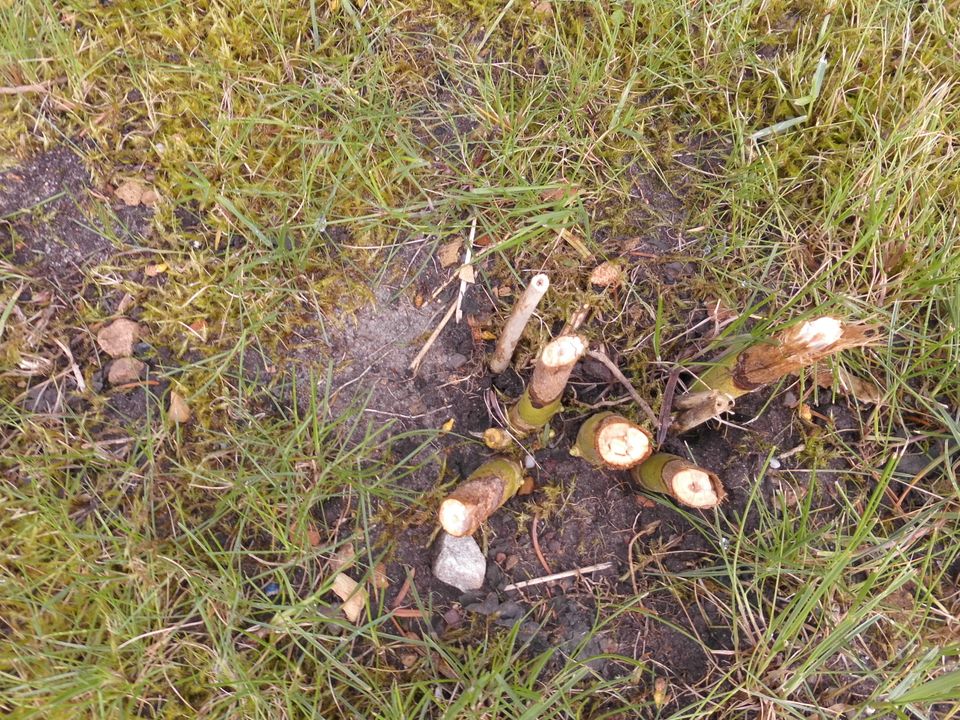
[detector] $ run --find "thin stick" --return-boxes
[409,299,457,375]
[489,272,550,374]
[455,218,476,324]
[587,349,659,427]
[0,79,61,95]
[502,562,614,591]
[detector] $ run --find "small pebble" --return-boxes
[264,582,280,597]
[523,454,536,470]
[769,457,782,469]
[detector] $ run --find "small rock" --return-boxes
[465,592,501,616]
[446,353,468,369]
[433,533,486,592]
[107,357,146,385]
[442,607,462,628]
[96,318,141,358]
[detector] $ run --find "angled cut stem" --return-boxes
[489,273,550,374]
[674,317,878,434]
[507,334,586,435]
[438,457,524,537]
[571,412,653,470]
[632,453,724,508]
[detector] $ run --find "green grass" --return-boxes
[3,0,960,717]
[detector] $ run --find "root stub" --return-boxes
[668,465,722,508]
[438,457,524,536]
[632,454,725,509]
[572,412,652,470]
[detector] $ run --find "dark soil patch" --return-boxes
[0,146,153,288]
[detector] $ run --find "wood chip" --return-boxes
[96,318,141,358]
[331,574,367,623]
[115,180,146,206]
[438,240,462,268]
[107,357,146,385]
[589,260,622,288]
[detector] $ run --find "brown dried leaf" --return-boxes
[144,262,168,277]
[589,260,622,288]
[438,240,462,268]
[517,476,535,496]
[107,357,146,385]
[816,367,884,405]
[96,318,141,358]
[373,563,390,590]
[330,574,367,623]
[168,391,191,423]
[330,543,355,572]
[115,180,145,206]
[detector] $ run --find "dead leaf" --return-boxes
[399,653,418,668]
[373,563,390,590]
[496,285,513,297]
[168,391,190,423]
[96,318,141,358]
[292,521,322,547]
[457,264,475,284]
[438,240,461,268]
[115,180,146,206]
[144,262,168,277]
[541,182,577,202]
[653,677,669,708]
[187,319,208,342]
[440,418,455,433]
[330,574,367,623]
[107,357,146,385]
[518,476,535,496]
[589,260,622,288]
[816,367,884,405]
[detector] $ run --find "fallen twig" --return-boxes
[503,562,614,591]
[409,298,457,375]
[531,514,552,575]
[0,78,63,95]
[586,348,659,428]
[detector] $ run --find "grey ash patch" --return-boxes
[0,147,153,287]
[286,283,491,435]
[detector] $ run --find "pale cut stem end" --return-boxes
[489,273,550,374]
[539,335,585,369]
[670,467,721,508]
[438,499,473,537]
[597,421,652,469]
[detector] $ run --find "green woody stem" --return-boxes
[508,334,586,435]
[438,457,524,537]
[631,453,724,508]
[570,412,653,470]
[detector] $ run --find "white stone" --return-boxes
[433,533,486,592]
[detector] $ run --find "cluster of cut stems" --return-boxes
[437,273,877,537]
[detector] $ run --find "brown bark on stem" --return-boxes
[489,273,550,374]
[507,334,586,435]
[571,412,653,470]
[673,317,878,434]
[438,457,524,536]
[632,453,724,508]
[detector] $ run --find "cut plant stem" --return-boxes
[571,412,653,470]
[438,457,524,537]
[489,273,550,374]
[632,453,724,509]
[507,334,587,435]
[674,316,878,434]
